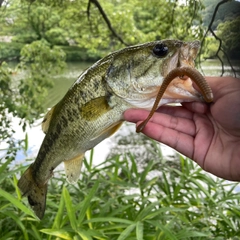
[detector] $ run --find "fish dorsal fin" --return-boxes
[42,106,55,134]
[64,154,84,184]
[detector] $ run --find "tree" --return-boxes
[0,0,206,142]
[202,0,240,29]
[217,16,240,59]
[2,0,205,55]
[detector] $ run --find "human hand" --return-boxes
[124,76,240,181]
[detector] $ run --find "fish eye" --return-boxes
[152,43,168,58]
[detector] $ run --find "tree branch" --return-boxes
[0,0,4,7]
[87,0,129,46]
[199,0,236,77]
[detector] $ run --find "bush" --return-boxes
[12,34,39,44]
[0,42,103,62]
[0,42,24,61]
[59,45,102,62]
[0,147,240,239]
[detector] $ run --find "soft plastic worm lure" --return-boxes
[136,66,214,133]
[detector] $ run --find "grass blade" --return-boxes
[77,229,93,240]
[86,217,134,225]
[129,153,139,179]
[139,160,154,185]
[150,220,178,240]
[52,187,65,229]
[0,188,36,218]
[63,186,77,230]
[3,211,29,240]
[77,181,99,225]
[117,224,136,240]
[40,229,72,240]
[13,174,22,200]
[0,157,11,174]
[136,201,159,221]
[176,229,211,239]
[136,221,143,240]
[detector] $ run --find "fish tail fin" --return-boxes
[64,154,84,184]
[18,165,47,219]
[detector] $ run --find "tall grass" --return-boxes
[0,145,240,239]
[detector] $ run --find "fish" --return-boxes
[17,39,213,219]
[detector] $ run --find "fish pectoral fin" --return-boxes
[81,96,111,121]
[64,154,84,184]
[42,106,56,134]
[17,165,47,220]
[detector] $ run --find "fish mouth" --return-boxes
[126,73,203,110]
[159,74,203,105]
[159,40,203,104]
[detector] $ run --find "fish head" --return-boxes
[106,40,204,109]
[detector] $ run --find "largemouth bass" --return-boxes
[18,40,213,219]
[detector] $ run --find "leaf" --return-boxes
[0,188,36,218]
[13,174,22,200]
[40,229,72,240]
[0,159,11,173]
[3,211,29,240]
[139,160,155,185]
[129,153,139,179]
[77,229,93,240]
[0,230,19,239]
[63,186,77,230]
[190,178,215,202]
[24,133,29,152]
[29,224,42,240]
[52,187,65,229]
[136,201,159,221]
[136,221,143,240]
[162,171,171,198]
[77,181,99,225]
[176,229,211,239]
[141,207,187,221]
[86,217,134,225]
[0,157,12,176]
[149,220,178,240]
[117,224,136,240]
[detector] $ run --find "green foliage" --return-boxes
[0,42,24,61]
[59,45,101,62]
[133,0,204,41]
[200,36,219,60]
[1,0,206,61]
[0,62,26,154]
[217,16,240,59]
[1,149,240,239]
[17,39,66,124]
[0,39,66,137]
[202,0,240,29]
[0,40,65,160]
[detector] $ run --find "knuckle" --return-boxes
[169,116,179,129]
